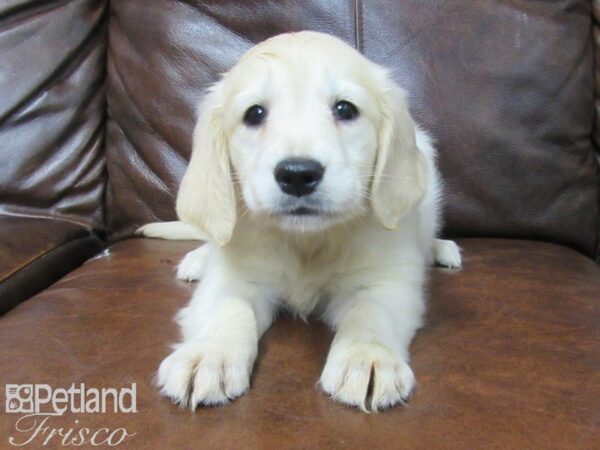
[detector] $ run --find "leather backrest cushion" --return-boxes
[0,0,108,230]
[106,0,600,257]
[592,0,600,260]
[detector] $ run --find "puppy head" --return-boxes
[177,31,427,245]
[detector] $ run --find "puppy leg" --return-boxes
[136,221,208,240]
[177,244,212,281]
[157,270,275,409]
[433,238,462,268]
[320,281,424,412]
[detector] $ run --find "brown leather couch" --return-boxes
[1,1,599,448]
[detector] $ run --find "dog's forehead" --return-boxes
[243,31,362,64]
[222,36,380,107]
[231,32,371,83]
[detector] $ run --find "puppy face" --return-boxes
[225,44,382,232]
[177,32,427,245]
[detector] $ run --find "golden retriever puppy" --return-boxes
[138,31,461,412]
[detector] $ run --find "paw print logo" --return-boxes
[5,385,34,413]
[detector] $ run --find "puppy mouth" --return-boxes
[275,197,328,217]
[273,207,337,232]
[286,207,320,216]
[267,199,354,232]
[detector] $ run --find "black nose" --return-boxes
[274,158,325,197]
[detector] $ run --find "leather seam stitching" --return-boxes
[354,0,362,52]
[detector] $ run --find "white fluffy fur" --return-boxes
[136,221,208,241]
[139,31,462,412]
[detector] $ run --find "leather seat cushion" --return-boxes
[0,238,598,448]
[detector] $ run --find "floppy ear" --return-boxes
[371,80,428,229]
[176,83,236,246]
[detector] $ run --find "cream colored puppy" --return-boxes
[139,31,461,412]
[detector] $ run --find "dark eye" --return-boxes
[243,105,267,127]
[333,100,359,121]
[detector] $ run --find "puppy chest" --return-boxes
[280,269,333,316]
[242,236,363,314]
[276,255,351,316]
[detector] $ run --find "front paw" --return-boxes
[433,239,462,269]
[319,341,415,412]
[156,340,255,409]
[176,245,211,282]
